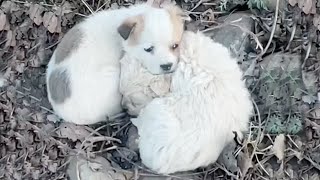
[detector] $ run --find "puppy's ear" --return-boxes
[146,0,162,8]
[163,4,191,22]
[118,15,144,41]
[118,20,137,40]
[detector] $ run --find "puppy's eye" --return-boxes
[144,46,154,53]
[171,43,179,50]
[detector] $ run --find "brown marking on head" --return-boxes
[164,5,191,56]
[117,15,145,46]
[48,68,71,104]
[54,25,84,64]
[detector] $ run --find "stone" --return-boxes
[217,141,238,173]
[203,12,254,61]
[125,125,139,152]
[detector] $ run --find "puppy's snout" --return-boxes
[160,63,173,71]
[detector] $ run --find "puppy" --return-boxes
[119,52,172,116]
[46,2,189,125]
[132,31,253,174]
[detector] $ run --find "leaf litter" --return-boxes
[1,0,320,179]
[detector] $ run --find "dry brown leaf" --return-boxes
[288,0,298,6]
[310,1,317,14]
[47,114,60,123]
[15,107,31,117]
[28,4,44,26]
[43,11,61,33]
[310,108,320,119]
[0,10,8,31]
[48,162,58,172]
[0,74,7,88]
[1,1,20,13]
[310,172,320,180]
[274,162,284,179]
[53,2,74,16]
[298,0,313,14]
[5,30,16,48]
[313,14,320,30]
[301,70,317,92]
[15,62,26,74]
[56,122,91,142]
[272,134,285,161]
[67,156,128,180]
[31,113,45,122]
[237,149,253,177]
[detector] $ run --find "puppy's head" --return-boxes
[117,4,190,75]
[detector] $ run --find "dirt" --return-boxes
[0,0,320,179]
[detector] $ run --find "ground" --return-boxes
[0,0,320,179]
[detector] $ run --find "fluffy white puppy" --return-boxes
[132,31,253,174]
[46,2,189,125]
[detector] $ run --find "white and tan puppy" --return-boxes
[132,31,253,174]
[46,2,189,125]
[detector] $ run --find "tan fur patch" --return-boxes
[125,15,145,46]
[55,25,83,64]
[165,5,185,55]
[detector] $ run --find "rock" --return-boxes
[125,125,139,152]
[67,156,129,180]
[203,12,254,61]
[217,141,238,173]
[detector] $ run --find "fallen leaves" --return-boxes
[1,1,20,13]
[237,147,253,177]
[298,0,316,14]
[5,30,16,48]
[288,0,298,6]
[313,14,320,30]
[43,11,61,33]
[56,122,91,142]
[28,4,45,26]
[0,10,9,31]
[0,74,7,88]
[272,134,286,161]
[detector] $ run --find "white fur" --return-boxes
[46,3,181,125]
[132,31,253,174]
[119,53,171,116]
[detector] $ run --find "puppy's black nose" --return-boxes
[160,63,173,71]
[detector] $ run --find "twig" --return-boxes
[254,153,269,176]
[250,99,262,161]
[189,0,203,12]
[95,0,109,12]
[215,163,238,179]
[78,124,121,151]
[80,0,95,14]
[285,24,296,51]
[254,0,279,61]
